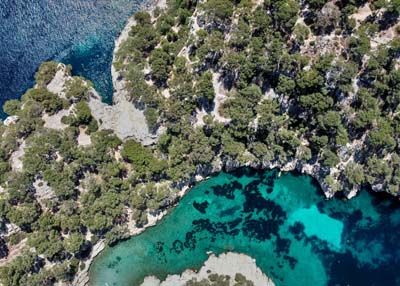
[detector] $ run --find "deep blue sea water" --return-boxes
[90,169,400,286]
[0,0,144,118]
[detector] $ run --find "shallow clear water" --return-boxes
[90,169,400,286]
[0,0,144,118]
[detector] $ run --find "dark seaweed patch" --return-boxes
[244,179,262,193]
[242,218,279,240]
[275,237,291,256]
[283,255,298,270]
[192,218,242,240]
[184,231,197,250]
[265,176,275,187]
[242,186,269,213]
[156,241,164,253]
[262,200,287,221]
[348,209,363,224]
[289,222,305,241]
[212,181,242,199]
[227,218,242,230]
[171,240,184,254]
[193,200,209,214]
[192,219,226,235]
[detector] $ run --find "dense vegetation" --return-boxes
[0,0,399,285]
[114,0,400,196]
[0,63,176,284]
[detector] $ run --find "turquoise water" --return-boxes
[288,205,343,250]
[90,169,400,286]
[0,0,144,118]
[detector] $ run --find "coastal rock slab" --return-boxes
[77,127,92,146]
[3,116,19,126]
[10,141,26,172]
[73,240,106,286]
[142,252,275,286]
[47,66,69,98]
[88,91,159,145]
[43,107,72,130]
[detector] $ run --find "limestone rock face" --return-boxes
[46,66,68,98]
[88,90,160,145]
[10,141,26,172]
[141,252,275,286]
[3,115,19,126]
[101,0,168,145]
[73,240,106,286]
[33,180,56,210]
[44,62,160,145]
[43,107,72,130]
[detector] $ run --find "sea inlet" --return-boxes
[90,168,400,286]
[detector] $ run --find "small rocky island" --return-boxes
[0,0,399,285]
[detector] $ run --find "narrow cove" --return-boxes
[0,0,145,118]
[89,168,400,286]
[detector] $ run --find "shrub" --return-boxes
[24,88,63,115]
[74,101,92,125]
[64,77,91,101]
[3,99,21,116]
[196,71,215,105]
[121,140,166,178]
[144,107,159,131]
[203,0,234,24]
[35,61,58,86]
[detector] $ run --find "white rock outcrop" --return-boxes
[211,72,230,123]
[73,240,106,286]
[77,127,92,146]
[44,62,160,145]
[142,252,275,286]
[3,115,19,126]
[47,66,69,98]
[10,141,26,172]
[43,107,72,130]
[88,90,160,146]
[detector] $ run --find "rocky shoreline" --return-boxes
[141,252,275,286]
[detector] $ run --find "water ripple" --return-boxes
[0,0,144,118]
